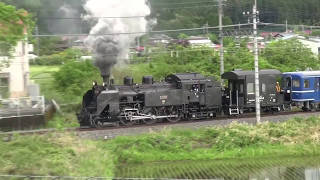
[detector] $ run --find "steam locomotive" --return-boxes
[77,69,287,128]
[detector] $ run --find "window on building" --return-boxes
[0,77,9,98]
[262,83,266,93]
[293,79,300,88]
[304,79,310,88]
[247,83,254,94]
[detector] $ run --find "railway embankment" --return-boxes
[1,115,320,177]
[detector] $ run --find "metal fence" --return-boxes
[0,96,45,119]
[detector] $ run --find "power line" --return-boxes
[39,16,147,20]
[152,1,215,6]
[37,4,221,18]
[32,23,252,37]
[160,4,220,10]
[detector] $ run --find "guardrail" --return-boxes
[0,96,45,119]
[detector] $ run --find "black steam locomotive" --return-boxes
[77,70,285,127]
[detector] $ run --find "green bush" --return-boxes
[52,60,100,99]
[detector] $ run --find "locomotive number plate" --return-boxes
[160,95,168,100]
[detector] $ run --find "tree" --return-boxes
[0,3,34,54]
[53,61,100,100]
[262,38,319,72]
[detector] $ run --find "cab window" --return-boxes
[293,79,300,88]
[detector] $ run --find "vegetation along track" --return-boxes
[2,110,320,139]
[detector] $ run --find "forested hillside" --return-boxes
[151,0,320,30]
[1,0,320,34]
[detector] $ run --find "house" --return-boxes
[186,36,217,48]
[148,34,173,46]
[247,41,266,52]
[275,32,320,56]
[0,12,37,99]
[260,32,281,40]
[297,38,320,56]
[0,41,35,98]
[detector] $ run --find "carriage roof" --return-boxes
[221,69,282,80]
[283,71,320,78]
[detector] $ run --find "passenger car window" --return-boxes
[247,83,254,94]
[293,80,300,88]
[262,83,266,93]
[239,84,244,93]
[304,79,310,88]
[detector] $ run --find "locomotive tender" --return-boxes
[77,69,289,127]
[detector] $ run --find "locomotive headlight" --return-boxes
[287,90,290,93]
[103,82,105,86]
[92,82,95,86]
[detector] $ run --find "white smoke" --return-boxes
[83,0,151,78]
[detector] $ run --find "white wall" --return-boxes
[298,38,320,56]
[1,41,30,98]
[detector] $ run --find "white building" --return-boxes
[298,38,320,56]
[0,41,33,98]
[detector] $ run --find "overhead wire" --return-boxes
[32,23,252,37]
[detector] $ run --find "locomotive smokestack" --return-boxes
[99,67,111,85]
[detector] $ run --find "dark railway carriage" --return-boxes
[77,73,222,127]
[221,69,284,115]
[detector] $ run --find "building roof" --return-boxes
[149,34,172,40]
[260,32,280,37]
[186,36,210,40]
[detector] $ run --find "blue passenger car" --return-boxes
[282,71,320,110]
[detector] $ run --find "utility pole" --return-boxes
[206,22,209,35]
[36,26,40,57]
[285,19,288,33]
[219,0,224,86]
[253,0,260,123]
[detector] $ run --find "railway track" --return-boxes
[1,110,320,138]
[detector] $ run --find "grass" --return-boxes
[46,113,79,129]
[0,132,114,176]
[2,116,320,177]
[105,116,320,164]
[30,65,60,80]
